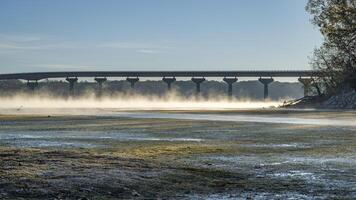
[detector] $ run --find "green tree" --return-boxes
[306,0,356,95]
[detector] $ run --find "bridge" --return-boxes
[0,70,319,99]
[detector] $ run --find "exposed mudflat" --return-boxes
[0,109,355,199]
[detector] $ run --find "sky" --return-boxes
[0,0,323,73]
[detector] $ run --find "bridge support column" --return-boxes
[298,77,313,97]
[191,77,206,95]
[258,77,274,99]
[66,77,78,96]
[162,77,176,91]
[95,77,107,97]
[26,80,38,91]
[126,77,139,89]
[223,77,238,99]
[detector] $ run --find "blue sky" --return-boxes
[0,0,322,73]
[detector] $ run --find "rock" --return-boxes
[322,90,356,109]
[0,192,8,197]
[131,190,140,197]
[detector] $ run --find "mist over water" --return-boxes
[0,93,281,110]
[1,93,355,127]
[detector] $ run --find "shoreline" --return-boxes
[0,109,355,199]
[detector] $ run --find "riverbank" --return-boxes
[0,109,355,199]
[283,90,356,110]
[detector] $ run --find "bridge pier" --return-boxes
[126,77,139,89]
[26,80,38,91]
[162,77,176,91]
[66,77,78,96]
[191,77,206,95]
[298,77,313,96]
[95,77,107,97]
[223,77,238,99]
[258,77,274,99]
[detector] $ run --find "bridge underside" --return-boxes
[0,70,317,81]
[0,70,318,99]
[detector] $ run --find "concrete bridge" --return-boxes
[0,70,319,99]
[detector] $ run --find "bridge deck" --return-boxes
[0,70,317,81]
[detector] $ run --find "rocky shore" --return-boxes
[321,90,356,109]
[283,88,356,110]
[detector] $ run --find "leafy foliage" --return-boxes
[306,0,356,94]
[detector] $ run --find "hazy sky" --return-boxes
[0,0,322,73]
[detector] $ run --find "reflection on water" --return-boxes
[0,131,203,148]
[119,112,356,127]
[4,108,353,127]
[8,140,100,148]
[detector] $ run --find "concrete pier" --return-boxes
[298,77,313,96]
[26,80,38,91]
[258,77,274,99]
[94,77,107,97]
[66,77,78,96]
[0,70,323,100]
[126,77,139,89]
[191,77,206,95]
[223,77,238,98]
[162,77,176,91]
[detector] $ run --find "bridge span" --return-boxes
[0,70,319,99]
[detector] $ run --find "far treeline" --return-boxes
[306,0,356,95]
[0,80,303,100]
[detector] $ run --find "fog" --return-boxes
[0,93,280,111]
